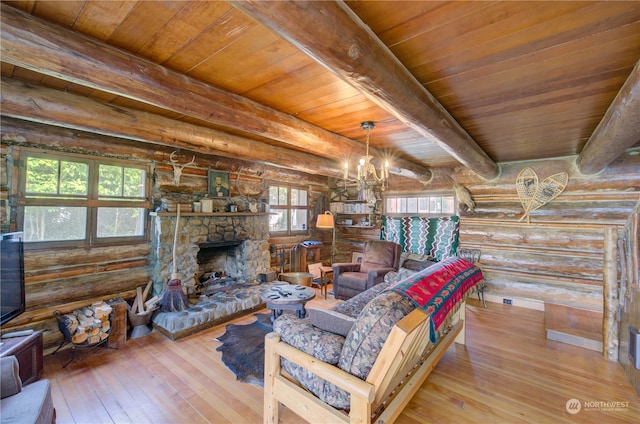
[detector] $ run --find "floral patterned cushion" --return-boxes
[272,314,351,409]
[339,291,415,379]
[280,359,351,410]
[402,258,437,271]
[273,314,344,364]
[331,279,393,319]
[272,289,415,410]
[383,267,417,285]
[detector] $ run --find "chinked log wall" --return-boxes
[337,150,639,315]
[2,117,639,350]
[0,118,329,353]
[322,149,639,316]
[408,153,639,313]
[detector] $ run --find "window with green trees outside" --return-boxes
[17,150,151,248]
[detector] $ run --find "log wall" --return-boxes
[617,200,640,395]
[387,152,640,313]
[0,118,329,352]
[2,117,639,354]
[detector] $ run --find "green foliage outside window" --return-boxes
[268,184,309,235]
[19,152,150,247]
[26,158,88,196]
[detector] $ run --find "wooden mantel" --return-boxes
[150,212,271,217]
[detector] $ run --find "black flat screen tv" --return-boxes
[1,232,26,326]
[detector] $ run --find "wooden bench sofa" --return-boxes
[264,257,483,424]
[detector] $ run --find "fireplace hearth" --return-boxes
[150,213,271,297]
[152,280,286,340]
[150,212,274,339]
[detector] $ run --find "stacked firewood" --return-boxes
[60,301,113,345]
[128,281,160,324]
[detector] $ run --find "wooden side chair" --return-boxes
[458,248,485,307]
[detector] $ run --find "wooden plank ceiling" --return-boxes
[1,1,639,181]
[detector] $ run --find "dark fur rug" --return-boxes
[215,313,272,386]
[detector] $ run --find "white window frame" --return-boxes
[383,192,456,216]
[268,183,310,236]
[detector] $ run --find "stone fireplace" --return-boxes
[150,213,271,297]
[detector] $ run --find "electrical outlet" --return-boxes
[503,298,512,305]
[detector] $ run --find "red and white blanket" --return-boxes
[386,256,483,342]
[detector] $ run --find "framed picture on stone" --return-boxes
[209,170,230,198]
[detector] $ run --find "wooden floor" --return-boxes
[42,291,639,424]
[544,303,603,352]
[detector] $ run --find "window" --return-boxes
[17,150,150,248]
[268,184,309,235]
[384,194,455,215]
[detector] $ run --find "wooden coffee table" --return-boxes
[261,284,316,323]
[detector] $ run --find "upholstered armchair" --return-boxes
[332,240,402,300]
[1,356,55,424]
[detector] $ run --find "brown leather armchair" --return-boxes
[332,240,402,300]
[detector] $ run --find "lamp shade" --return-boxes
[316,212,334,229]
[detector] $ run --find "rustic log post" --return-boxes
[577,59,640,175]
[603,226,619,361]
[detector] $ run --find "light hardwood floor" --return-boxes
[42,290,639,423]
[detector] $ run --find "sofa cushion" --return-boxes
[400,252,434,266]
[383,267,416,285]
[280,360,351,410]
[273,314,351,410]
[331,279,392,319]
[339,291,415,380]
[402,258,437,271]
[273,314,344,364]
[307,308,355,337]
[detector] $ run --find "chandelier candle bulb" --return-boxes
[343,121,390,192]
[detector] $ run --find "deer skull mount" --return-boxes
[169,151,196,186]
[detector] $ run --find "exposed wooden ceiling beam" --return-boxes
[576,59,640,175]
[0,78,340,177]
[0,117,329,188]
[0,3,431,183]
[232,0,500,181]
